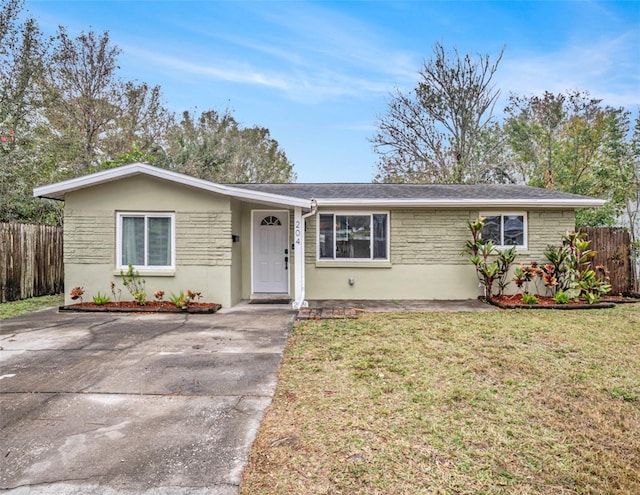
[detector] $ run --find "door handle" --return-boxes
[284,256,288,270]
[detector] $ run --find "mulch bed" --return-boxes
[59,301,222,314]
[488,293,640,310]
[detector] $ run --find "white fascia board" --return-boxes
[314,198,607,208]
[33,163,309,208]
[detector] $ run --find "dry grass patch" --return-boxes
[242,305,640,495]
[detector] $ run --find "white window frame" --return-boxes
[480,211,527,249]
[317,211,390,262]
[116,212,176,271]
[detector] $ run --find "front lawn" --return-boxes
[0,294,64,320]
[242,305,640,494]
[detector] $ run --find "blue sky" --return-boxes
[26,0,640,182]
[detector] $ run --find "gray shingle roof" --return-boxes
[33,162,603,207]
[230,183,597,202]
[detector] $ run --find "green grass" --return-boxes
[242,305,640,495]
[0,294,64,320]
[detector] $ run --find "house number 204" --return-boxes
[295,220,302,245]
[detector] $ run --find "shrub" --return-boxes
[553,290,570,304]
[521,292,539,305]
[184,290,202,302]
[69,286,84,302]
[110,281,121,303]
[170,292,188,309]
[170,290,202,309]
[92,292,111,305]
[582,291,602,305]
[516,231,611,303]
[463,218,518,298]
[120,263,147,306]
[514,263,541,294]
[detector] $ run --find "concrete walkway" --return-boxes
[297,299,494,320]
[0,303,296,495]
[304,298,495,316]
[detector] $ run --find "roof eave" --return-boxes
[33,163,310,208]
[314,198,607,208]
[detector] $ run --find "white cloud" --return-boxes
[123,45,291,89]
[122,2,419,105]
[122,33,412,106]
[498,30,640,109]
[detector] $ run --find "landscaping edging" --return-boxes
[485,297,615,310]
[59,303,222,314]
[489,300,615,310]
[618,291,640,303]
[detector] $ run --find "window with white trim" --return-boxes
[318,213,389,261]
[481,213,527,248]
[116,213,175,270]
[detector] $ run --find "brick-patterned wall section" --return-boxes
[304,215,316,264]
[304,208,576,266]
[526,210,576,261]
[64,210,114,264]
[176,211,232,266]
[64,210,233,267]
[391,209,474,265]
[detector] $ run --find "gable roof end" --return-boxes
[32,163,311,208]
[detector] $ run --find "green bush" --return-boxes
[92,292,111,305]
[120,263,147,305]
[553,290,570,304]
[170,292,188,309]
[464,218,517,298]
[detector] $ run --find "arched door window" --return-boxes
[261,215,282,226]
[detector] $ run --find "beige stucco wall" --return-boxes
[62,174,578,306]
[303,208,576,300]
[63,175,235,307]
[525,209,576,260]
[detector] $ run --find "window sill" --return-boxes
[315,261,392,268]
[113,269,175,277]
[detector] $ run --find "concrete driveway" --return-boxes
[0,303,296,495]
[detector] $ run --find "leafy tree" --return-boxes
[0,0,45,130]
[0,2,295,225]
[0,0,62,224]
[504,91,567,187]
[597,110,640,245]
[101,81,171,160]
[44,28,122,171]
[162,109,295,183]
[98,146,158,170]
[504,90,623,226]
[372,42,507,184]
[39,27,171,179]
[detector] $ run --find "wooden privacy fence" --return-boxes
[580,226,632,294]
[0,223,64,302]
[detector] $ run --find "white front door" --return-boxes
[252,210,289,293]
